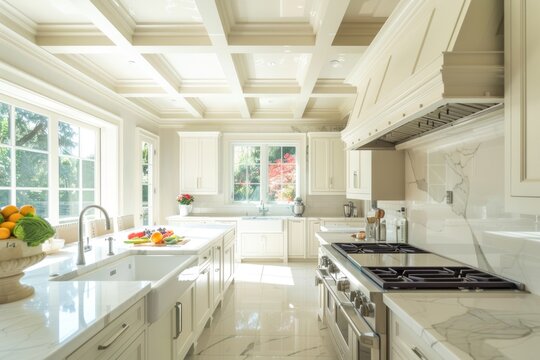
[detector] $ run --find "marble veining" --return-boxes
[380,117,540,295]
[385,292,540,360]
[187,262,336,360]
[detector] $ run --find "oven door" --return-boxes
[316,269,380,360]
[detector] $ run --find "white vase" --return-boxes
[178,204,192,217]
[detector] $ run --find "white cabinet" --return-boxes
[389,311,443,360]
[241,233,285,260]
[67,298,146,360]
[307,219,322,258]
[172,287,193,360]
[211,239,223,309]
[223,230,235,290]
[308,133,345,195]
[505,0,540,215]
[194,255,211,337]
[287,218,306,258]
[178,132,220,195]
[346,150,405,201]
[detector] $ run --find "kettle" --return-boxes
[291,197,305,217]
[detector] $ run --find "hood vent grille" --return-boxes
[357,103,500,149]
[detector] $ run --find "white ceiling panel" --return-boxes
[244,54,310,81]
[165,54,226,80]
[319,53,363,79]
[344,0,399,21]
[118,0,202,23]
[199,97,240,111]
[307,97,354,111]
[228,0,319,23]
[83,54,153,80]
[5,0,90,24]
[143,97,187,110]
[257,97,296,110]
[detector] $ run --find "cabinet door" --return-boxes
[307,220,321,258]
[506,0,540,214]
[329,137,346,192]
[264,234,284,256]
[310,138,330,193]
[346,150,361,194]
[212,243,222,307]
[241,233,263,256]
[223,241,234,289]
[173,288,193,360]
[358,150,372,197]
[194,265,211,331]
[199,137,219,193]
[287,219,305,257]
[179,137,200,192]
[116,331,146,360]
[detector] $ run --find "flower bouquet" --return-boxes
[177,194,194,216]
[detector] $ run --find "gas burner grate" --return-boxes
[332,242,429,256]
[361,266,522,290]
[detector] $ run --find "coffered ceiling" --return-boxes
[0,0,398,124]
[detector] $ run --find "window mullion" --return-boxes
[260,145,268,202]
[9,105,15,205]
[49,117,59,225]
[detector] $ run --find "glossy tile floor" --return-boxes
[186,262,337,360]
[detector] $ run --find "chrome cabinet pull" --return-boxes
[97,323,129,350]
[173,302,182,339]
[412,346,429,360]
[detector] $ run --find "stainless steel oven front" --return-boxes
[316,268,380,360]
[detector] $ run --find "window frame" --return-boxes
[0,95,101,224]
[229,139,302,205]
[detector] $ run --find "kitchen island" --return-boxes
[0,223,234,360]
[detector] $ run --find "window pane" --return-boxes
[268,146,281,163]
[58,122,79,156]
[248,184,260,201]
[267,146,297,203]
[59,157,79,188]
[59,190,79,219]
[142,142,149,163]
[15,108,48,151]
[142,165,149,184]
[142,207,149,225]
[233,184,246,201]
[0,147,11,186]
[16,150,48,187]
[247,165,260,183]
[0,190,10,205]
[82,160,94,188]
[142,185,148,204]
[17,190,48,218]
[234,145,260,165]
[80,128,96,159]
[0,102,10,145]
[234,164,247,183]
[282,146,296,162]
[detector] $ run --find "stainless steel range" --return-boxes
[315,241,523,360]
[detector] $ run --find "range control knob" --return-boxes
[349,291,359,302]
[320,256,329,267]
[328,263,338,274]
[315,276,322,286]
[336,279,350,292]
[359,303,375,317]
[354,295,364,309]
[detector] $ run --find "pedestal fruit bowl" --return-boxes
[0,239,46,304]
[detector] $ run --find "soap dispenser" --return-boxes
[395,207,408,243]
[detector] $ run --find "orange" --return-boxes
[150,231,163,244]
[8,213,23,223]
[0,228,10,239]
[19,205,36,217]
[1,205,18,219]
[0,221,16,234]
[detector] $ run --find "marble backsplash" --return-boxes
[378,116,540,295]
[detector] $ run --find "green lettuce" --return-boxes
[13,216,55,247]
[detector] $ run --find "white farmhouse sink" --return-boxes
[238,217,283,233]
[51,254,198,323]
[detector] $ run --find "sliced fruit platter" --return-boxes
[124,227,187,246]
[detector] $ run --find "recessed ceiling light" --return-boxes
[170,99,177,102]
[297,5,304,9]
[128,60,136,65]
[329,59,343,68]
[267,61,277,67]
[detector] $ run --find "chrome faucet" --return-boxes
[77,205,111,266]
[258,200,269,216]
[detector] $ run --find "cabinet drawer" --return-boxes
[67,298,146,360]
[224,229,235,247]
[390,312,443,360]
[114,330,146,360]
[198,247,212,265]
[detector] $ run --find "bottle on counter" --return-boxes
[395,207,408,243]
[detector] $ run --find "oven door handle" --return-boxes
[341,302,380,350]
[315,269,343,304]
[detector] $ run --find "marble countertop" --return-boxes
[168,214,366,221]
[0,223,233,360]
[384,292,540,360]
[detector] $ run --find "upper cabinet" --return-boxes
[346,150,404,201]
[178,132,220,195]
[308,133,345,195]
[505,0,540,215]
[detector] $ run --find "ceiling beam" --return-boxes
[195,0,251,118]
[293,0,351,119]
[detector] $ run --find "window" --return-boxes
[0,100,99,222]
[232,144,298,203]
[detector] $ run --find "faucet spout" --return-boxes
[77,204,111,266]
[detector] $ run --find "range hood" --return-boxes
[341,0,504,150]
